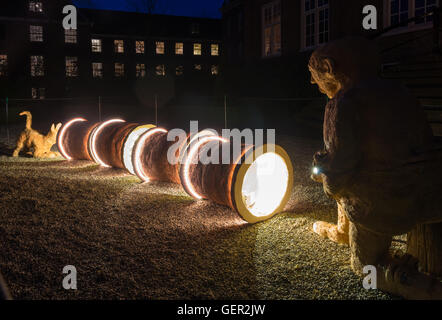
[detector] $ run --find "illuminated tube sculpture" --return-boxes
[58,118,155,172]
[179,138,294,223]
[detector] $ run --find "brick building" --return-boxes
[0,1,223,99]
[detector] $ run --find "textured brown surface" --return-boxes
[182,141,246,209]
[61,121,98,161]
[139,131,184,184]
[95,123,138,168]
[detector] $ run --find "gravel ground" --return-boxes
[0,128,398,300]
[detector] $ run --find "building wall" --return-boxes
[221,0,440,97]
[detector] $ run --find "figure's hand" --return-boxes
[310,171,324,183]
[311,150,328,183]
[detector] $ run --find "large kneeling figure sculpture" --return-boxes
[309,37,442,299]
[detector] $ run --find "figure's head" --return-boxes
[309,37,380,99]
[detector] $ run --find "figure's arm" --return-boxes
[312,96,362,190]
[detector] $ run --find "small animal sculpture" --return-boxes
[308,37,442,299]
[12,111,62,158]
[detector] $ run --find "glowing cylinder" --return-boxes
[58,118,156,172]
[134,128,182,183]
[133,129,218,183]
[57,118,98,161]
[179,139,294,223]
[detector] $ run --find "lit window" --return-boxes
[136,63,146,78]
[156,41,165,55]
[29,1,43,13]
[30,55,44,76]
[155,64,165,76]
[65,57,78,77]
[302,0,329,49]
[211,65,219,76]
[211,44,219,56]
[136,41,145,54]
[193,43,202,56]
[30,25,43,42]
[92,39,102,52]
[65,29,77,44]
[115,63,124,77]
[114,40,124,53]
[32,87,45,99]
[194,64,202,71]
[92,62,103,78]
[176,65,184,76]
[263,1,281,56]
[175,42,184,55]
[0,55,7,76]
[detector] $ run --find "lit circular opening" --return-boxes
[133,127,168,182]
[90,119,125,167]
[122,125,155,175]
[57,118,86,160]
[181,136,227,200]
[241,152,289,217]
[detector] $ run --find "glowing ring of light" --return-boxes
[133,127,168,182]
[177,129,218,166]
[90,119,125,167]
[232,144,294,224]
[182,136,228,200]
[122,124,156,175]
[57,118,87,160]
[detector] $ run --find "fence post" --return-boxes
[5,97,9,145]
[98,96,102,122]
[224,94,227,129]
[155,94,158,126]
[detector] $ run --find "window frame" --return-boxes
[175,42,184,55]
[156,41,165,55]
[193,43,202,56]
[92,62,103,78]
[382,0,439,34]
[91,39,102,53]
[155,64,166,76]
[30,55,44,77]
[136,63,146,78]
[114,40,125,53]
[135,41,145,54]
[115,62,125,77]
[30,25,43,42]
[0,54,7,76]
[29,1,43,13]
[262,0,282,58]
[65,56,79,77]
[300,0,329,50]
[211,44,219,56]
[65,29,77,44]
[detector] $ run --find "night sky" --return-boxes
[72,0,224,19]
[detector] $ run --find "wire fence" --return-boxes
[0,94,328,146]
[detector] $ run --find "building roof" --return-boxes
[78,8,222,40]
